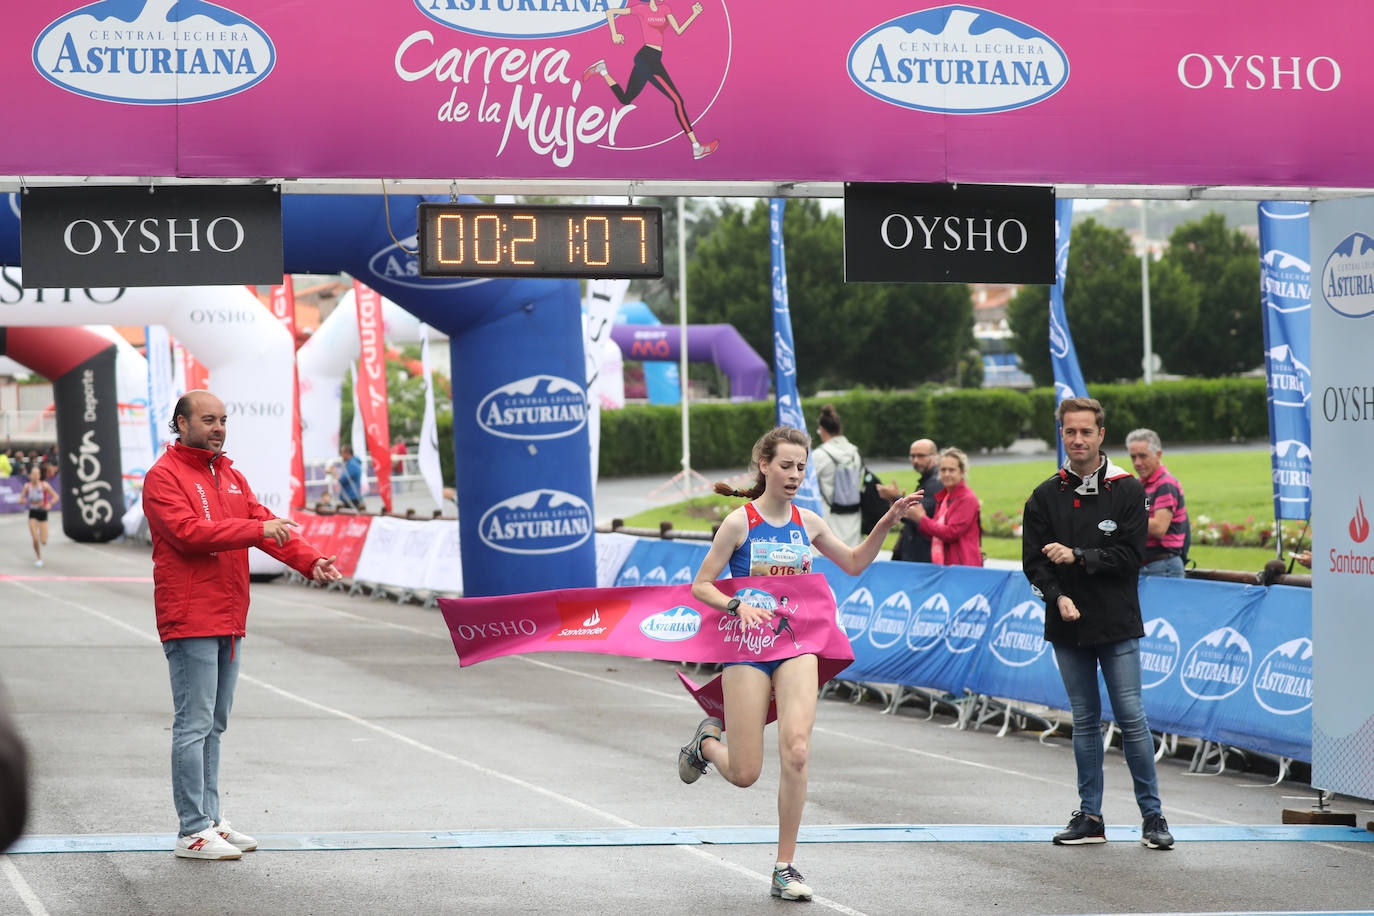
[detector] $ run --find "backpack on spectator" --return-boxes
[859,467,888,535]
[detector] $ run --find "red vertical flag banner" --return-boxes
[352,279,392,512]
[182,347,209,391]
[269,275,307,509]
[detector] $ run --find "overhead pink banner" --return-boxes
[438,574,854,726]
[1,3,1365,187]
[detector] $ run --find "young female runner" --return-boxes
[20,465,58,568]
[582,0,719,160]
[681,426,920,901]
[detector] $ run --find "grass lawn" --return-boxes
[620,447,1298,575]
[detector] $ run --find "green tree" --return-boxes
[686,199,973,393]
[1154,213,1262,376]
[1007,218,1197,385]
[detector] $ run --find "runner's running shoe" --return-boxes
[677,716,722,784]
[581,59,607,82]
[771,863,814,900]
[1052,810,1106,845]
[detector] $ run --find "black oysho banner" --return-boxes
[20,185,282,288]
[844,183,1055,284]
[53,345,124,542]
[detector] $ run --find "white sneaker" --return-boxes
[214,818,258,852]
[174,827,242,860]
[34,559,42,568]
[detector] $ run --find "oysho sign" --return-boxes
[844,182,1055,284]
[20,185,282,288]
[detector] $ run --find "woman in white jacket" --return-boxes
[811,404,864,547]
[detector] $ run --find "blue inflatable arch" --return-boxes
[282,195,595,596]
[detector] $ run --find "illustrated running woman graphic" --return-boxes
[582,0,719,160]
[772,596,802,650]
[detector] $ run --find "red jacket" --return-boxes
[917,481,983,567]
[142,441,324,642]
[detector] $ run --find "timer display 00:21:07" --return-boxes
[416,203,664,279]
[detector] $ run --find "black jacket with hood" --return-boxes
[1022,452,1147,646]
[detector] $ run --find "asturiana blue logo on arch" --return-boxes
[848,5,1068,115]
[477,374,588,441]
[478,488,593,555]
[368,238,491,291]
[33,0,276,105]
[413,0,627,39]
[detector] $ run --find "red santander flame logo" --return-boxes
[1351,497,1371,544]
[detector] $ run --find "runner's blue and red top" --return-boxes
[729,502,812,578]
[1141,464,1187,561]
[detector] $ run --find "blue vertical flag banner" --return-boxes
[1048,198,1089,465]
[769,199,824,514]
[1258,202,1312,521]
[145,324,173,456]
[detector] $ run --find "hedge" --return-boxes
[598,378,1268,478]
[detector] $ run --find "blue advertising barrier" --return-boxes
[601,538,1314,761]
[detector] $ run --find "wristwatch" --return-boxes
[1072,547,1085,562]
[725,597,741,616]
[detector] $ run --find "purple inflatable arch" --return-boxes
[609,324,768,401]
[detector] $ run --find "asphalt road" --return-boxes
[1,511,1371,916]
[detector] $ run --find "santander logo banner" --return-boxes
[437,574,855,723]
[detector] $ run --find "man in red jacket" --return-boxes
[143,390,341,860]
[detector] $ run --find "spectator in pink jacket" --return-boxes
[912,447,983,566]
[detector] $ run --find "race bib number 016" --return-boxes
[749,542,811,577]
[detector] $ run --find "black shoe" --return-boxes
[1141,812,1174,849]
[1052,810,1106,845]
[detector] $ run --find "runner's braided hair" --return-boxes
[713,426,811,500]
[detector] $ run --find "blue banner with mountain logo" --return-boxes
[1048,198,1089,465]
[1258,202,1312,521]
[769,199,824,513]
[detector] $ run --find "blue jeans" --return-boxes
[1053,638,1162,819]
[1140,555,1185,578]
[163,636,240,836]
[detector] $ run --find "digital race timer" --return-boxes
[416,203,663,279]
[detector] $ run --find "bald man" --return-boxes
[877,438,943,562]
[143,391,342,860]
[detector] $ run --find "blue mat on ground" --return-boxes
[9,823,1371,853]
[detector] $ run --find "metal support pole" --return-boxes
[1141,199,1154,384]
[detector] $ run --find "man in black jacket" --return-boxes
[879,439,942,562]
[1022,397,1173,851]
